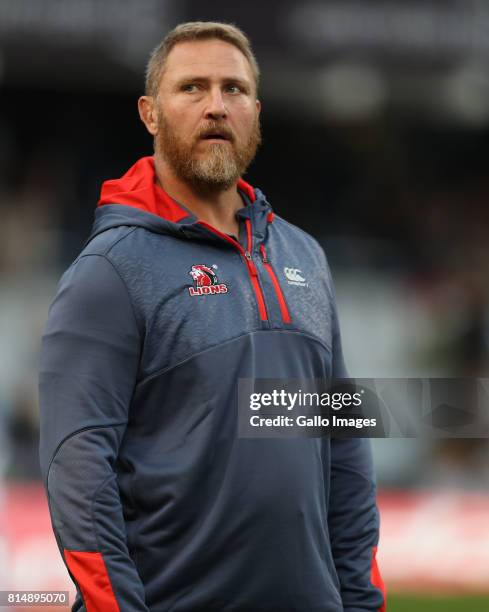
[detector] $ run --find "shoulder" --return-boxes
[55,227,145,306]
[270,214,329,266]
[80,226,139,258]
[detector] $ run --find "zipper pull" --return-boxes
[260,245,269,264]
[244,250,258,276]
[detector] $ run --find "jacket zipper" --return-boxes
[259,245,292,324]
[197,220,268,322]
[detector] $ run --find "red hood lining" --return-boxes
[98,156,256,224]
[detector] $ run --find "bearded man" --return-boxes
[39,22,386,612]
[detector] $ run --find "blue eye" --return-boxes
[182,84,198,93]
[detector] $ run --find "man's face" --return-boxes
[153,39,261,192]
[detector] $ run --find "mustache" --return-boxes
[195,122,235,143]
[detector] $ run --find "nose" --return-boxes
[204,87,227,120]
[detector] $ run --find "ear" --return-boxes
[255,99,261,115]
[138,96,159,136]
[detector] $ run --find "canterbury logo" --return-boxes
[284,267,306,284]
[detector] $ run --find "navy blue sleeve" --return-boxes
[326,262,386,611]
[38,254,149,612]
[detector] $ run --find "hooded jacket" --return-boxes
[39,156,386,612]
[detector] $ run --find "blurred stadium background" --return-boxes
[1,1,489,610]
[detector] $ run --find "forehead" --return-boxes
[162,39,254,85]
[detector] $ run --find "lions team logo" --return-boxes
[188,264,229,296]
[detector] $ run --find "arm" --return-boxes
[326,264,386,611]
[39,254,149,612]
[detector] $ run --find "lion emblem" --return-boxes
[189,265,218,287]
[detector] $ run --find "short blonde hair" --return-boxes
[145,21,260,98]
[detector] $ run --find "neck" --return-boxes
[154,153,243,237]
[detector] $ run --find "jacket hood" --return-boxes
[88,156,272,245]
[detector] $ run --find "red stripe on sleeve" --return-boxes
[371,546,386,611]
[64,550,120,612]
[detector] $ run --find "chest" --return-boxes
[123,229,334,377]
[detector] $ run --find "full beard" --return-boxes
[155,112,261,193]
